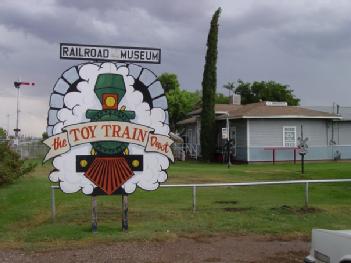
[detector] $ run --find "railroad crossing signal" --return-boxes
[298,137,309,155]
[298,125,308,174]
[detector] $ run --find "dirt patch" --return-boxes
[223,207,252,212]
[259,251,307,263]
[214,201,238,205]
[203,257,222,262]
[271,205,323,215]
[0,235,309,263]
[214,200,252,212]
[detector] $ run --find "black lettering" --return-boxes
[134,50,139,59]
[97,49,102,57]
[62,47,69,56]
[152,52,159,61]
[140,51,144,60]
[103,49,109,58]
[84,48,90,57]
[91,49,96,57]
[69,48,75,56]
[128,50,133,59]
[146,51,151,60]
[121,50,127,59]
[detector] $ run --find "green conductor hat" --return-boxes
[94,73,126,103]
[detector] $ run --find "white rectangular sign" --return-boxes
[222,127,228,140]
[60,43,161,64]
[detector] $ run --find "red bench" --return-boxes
[263,147,299,164]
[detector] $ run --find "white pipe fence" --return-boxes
[50,179,351,221]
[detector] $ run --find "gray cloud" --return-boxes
[1,0,351,136]
[56,0,214,23]
[219,1,351,57]
[0,4,110,43]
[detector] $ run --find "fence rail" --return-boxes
[50,178,351,220]
[8,140,47,160]
[159,179,351,188]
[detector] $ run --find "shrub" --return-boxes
[0,142,36,185]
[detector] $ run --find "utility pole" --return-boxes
[6,114,10,139]
[226,115,231,168]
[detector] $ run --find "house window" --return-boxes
[283,126,296,147]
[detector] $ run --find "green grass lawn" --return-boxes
[1,160,351,249]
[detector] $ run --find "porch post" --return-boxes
[226,115,231,168]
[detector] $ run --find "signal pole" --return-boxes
[14,85,20,139]
[13,81,35,141]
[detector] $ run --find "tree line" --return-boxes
[159,73,300,132]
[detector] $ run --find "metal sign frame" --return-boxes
[60,43,161,64]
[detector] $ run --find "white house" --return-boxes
[177,99,344,162]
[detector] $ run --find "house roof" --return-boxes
[180,104,240,125]
[177,116,198,125]
[303,106,351,121]
[188,104,241,116]
[221,102,340,120]
[178,102,341,125]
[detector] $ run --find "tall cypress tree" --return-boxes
[200,7,221,161]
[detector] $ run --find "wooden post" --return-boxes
[304,182,309,208]
[192,186,197,212]
[50,186,56,223]
[91,196,97,233]
[122,194,128,232]
[301,154,305,174]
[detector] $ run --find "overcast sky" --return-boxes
[0,0,351,136]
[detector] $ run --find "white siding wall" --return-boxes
[336,122,351,145]
[249,119,328,147]
[249,119,329,161]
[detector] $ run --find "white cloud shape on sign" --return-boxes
[48,62,170,194]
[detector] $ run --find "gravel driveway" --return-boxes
[0,235,309,263]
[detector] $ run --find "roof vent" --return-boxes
[229,94,241,105]
[265,101,288,107]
